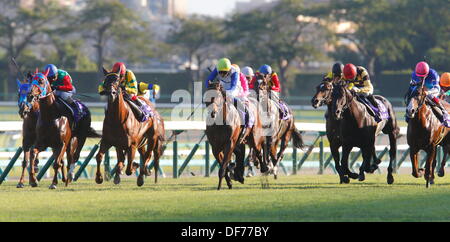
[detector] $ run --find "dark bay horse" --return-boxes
[405,84,450,187]
[16,77,40,188]
[95,67,165,187]
[251,77,305,179]
[204,82,247,189]
[28,70,99,189]
[332,83,399,184]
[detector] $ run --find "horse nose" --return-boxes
[311,99,319,107]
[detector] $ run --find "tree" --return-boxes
[226,0,324,97]
[167,15,224,87]
[0,1,65,97]
[77,0,153,71]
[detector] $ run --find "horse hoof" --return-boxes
[369,165,379,173]
[358,174,365,181]
[137,175,144,187]
[274,174,278,180]
[114,174,121,185]
[418,168,425,177]
[387,176,394,185]
[67,173,73,184]
[16,183,24,188]
[348,172,359,179]
[95,175,104,184]
[49,184,57,190]
[430,180,435,185]
[341,176,350,184]
[30,182,38,187]
[438,170,445,177]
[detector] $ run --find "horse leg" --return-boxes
[153,140,164,184]
[125,146,138,176]
[114,149,126,185]
[431,152,437,185]
[425,146,436,188]
[410,147,423,178]
[17,149,30,188]
[50,144,66,189]
[330,143,348,184]
[95,141,111,184]
[233,143,245,184]
[359,147,373,182]
[270,140,280,179]
[29,147,41,187]
[137,145,152,187]
[341,145,358,179]
[438,144,449,177]
[387,133,397,184]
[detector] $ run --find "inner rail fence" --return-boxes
[0,121,446,184]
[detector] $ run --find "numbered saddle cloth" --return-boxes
[137,99,153,122]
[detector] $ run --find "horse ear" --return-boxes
[102,66,109,76]
[43,68,50,77]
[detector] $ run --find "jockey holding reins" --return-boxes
[342,63,382,122]
[407,61,450,127]
[44,64,82,122]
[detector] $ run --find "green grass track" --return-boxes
[0,174,449,222]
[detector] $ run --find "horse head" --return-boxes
[406,82,426,120]
[331,83,354,120]
[311,79,334,109]
[28,69,52,105]
[204,80,225,120]
[17,75,34,119]
[102,66,122,103]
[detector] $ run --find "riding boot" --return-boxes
[124,95,144,121]
[437,102,450,128]
[368,95,382,122]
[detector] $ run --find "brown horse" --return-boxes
[204,82,248,189]
[251,77,304,179]
[95,67,165,187]
[16,78,40,188]
[405,84,450,187]
[332,83,399,184]
[28,70,99,189]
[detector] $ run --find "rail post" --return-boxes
[318,135,324,174]
[37,154,56,181]
[205,140,210,177]
[0,147,23,184]
[396,147,410,171]
[74,144,99,181]
[173,132,178,178]
[292,143,297,175]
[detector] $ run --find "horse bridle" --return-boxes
[316,81,334,106]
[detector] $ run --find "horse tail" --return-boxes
[291,126,305,149]
[86,127,101,138]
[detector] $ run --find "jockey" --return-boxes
[44,64,82,122]
[138,82,160,103]
[98,62,144,120]
[343,63,381,122]
[232,64,249,98]
[408,61,449,127]
[205,58,251,127]
[323,62,344,83]
[241,66,254,87]
[440,72,450,100]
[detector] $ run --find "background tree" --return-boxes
[0,1,65,97]
[167,15,224,87]
[78,0,153,72]
[226,0,325,96]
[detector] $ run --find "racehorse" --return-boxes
[311,79,383,183]
[251,76,304,179]
[16,76,40,188]
[204,81,248,189]
[405,83,450,187]
[28,70,99,189]
[94,67,165,187]
[332,83,399,184]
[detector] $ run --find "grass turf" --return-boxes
[0,174,449,222]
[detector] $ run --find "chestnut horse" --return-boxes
[332,83,399,184]
[204,82,249,189]
[28,70,99,189]
[16,77,40,188]
[94,67,165,187]
[405,84,450,187]
[251,77,305,179]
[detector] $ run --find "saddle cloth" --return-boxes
[357,96,390,120]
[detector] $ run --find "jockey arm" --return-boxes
[55,75,74,92]
[239,72,249,97]
[123,70,138,96]
[205,68,218,88]
[269,73,281,92]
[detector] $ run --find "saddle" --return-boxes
[356,95,389,122]
[55,97,86,130]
